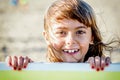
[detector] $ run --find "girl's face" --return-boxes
[45,19,93,62]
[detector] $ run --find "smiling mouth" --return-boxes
[62,49,79,54]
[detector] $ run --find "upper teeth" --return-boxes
[63,49,78,53]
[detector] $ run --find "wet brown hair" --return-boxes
[44,0,120,62]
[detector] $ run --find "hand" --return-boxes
[88,56,111,71]
[5,56,33,71]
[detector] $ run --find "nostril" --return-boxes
[66,38,76,44]
[66,41,76,45]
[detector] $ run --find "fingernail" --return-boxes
[106,63,109,66]
[14,67,16,70]
[101,67,104,71]
[96,68,100,71]
[91,66,94,69]
[24,66,26,68]
[18,68,21,71]
[9,62,12,66]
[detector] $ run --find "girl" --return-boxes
[6,0,112,71]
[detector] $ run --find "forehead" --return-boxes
[51,19,87,29]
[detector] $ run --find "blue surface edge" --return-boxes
[0,62,120,72]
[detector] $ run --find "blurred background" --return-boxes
[0,0,120,62]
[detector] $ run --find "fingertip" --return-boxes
[23,56,29,68]
[18,56,23,66]
[88,57,95,69]
[6,56,12,66]
[12,56,18,68]
[29,59,34,63]
[88,57,94,63]
[95,56,100,61]
[14,56,18,60]
[100,57,106,69]
[105,57,111,66]
[5,56,9,62]
[95,56,100,69]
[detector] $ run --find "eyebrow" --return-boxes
[76,26,87,29]
[75,26,87,29]
[56,26,67,29]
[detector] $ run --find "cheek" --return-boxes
[78,39,90,53]
[78,35,92,44]
[80,43,89,55]
[49,33,64,50]
[51,39,64,50]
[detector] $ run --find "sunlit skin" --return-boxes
[48,19,93,62]
[6,19,110,71]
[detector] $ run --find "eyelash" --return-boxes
[56,31,66,36]
[59,31,66,34]
[76,30,86,35]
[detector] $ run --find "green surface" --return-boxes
[0,70,120,80]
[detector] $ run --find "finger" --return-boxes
[29,59,34,63]
[12,56,18,70]
[18,56,24,71]
[95,56,100,71]
[88,57,95,69]
[105,57,111,66]
[100,57,105,70]
[5,56,12,66]
[23,56,29,68]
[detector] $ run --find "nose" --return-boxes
[65,33,76,45]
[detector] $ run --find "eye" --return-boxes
[59,31,66,34]
[56,31,67,37]
[76,30,86,35]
